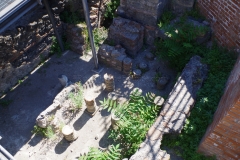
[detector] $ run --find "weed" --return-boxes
[155,15,209,71]
[153,72,161,84]
[100,98,128,118]
[108,92,159,158]
[79,144,121,160]
[68,82,83,110]
[50,36,62,56]
[104,0,120,19]
[93,27,108,50]
[32,125,56,139]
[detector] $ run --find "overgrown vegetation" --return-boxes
[156,12,209,71]
[109,92,159,158]
[50,35,70,57]
[60,11,84,25]
[78,91,160,159]
[79,145,121,160]
[68,82,84,110]
[104,0,120,19]
[93,27,108,50]
[156,11,236,160]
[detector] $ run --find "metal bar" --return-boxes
[42,0,64,52]
[0,145,16,160]
[81,0,98,69]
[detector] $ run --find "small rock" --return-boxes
[203,20,210,26]
[132,69,142,79]
[145,52,154,60]
[157,76,169,90]
[139,62,149,72]
[95,135,99,140]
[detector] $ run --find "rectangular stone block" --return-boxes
[118,0,169,26]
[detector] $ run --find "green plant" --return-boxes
[100,98,128,118]
[79,144,121,160]
[153,72,161,84]
[155,17,209,71]
[158,11,175,28]
[68,82,83,109]
[161,45,236,160]
[32,125,55,139]
[50,36,62,56]
[104,0,120,19]
[60,11,84,25]
[93,27,108,50]
[108,92,159,158]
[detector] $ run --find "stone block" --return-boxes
[108,17,144,57]
[118,0,169,26]
[171,0,195,14]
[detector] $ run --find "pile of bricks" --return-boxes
[108,17,144,57]
[98,44,132,74]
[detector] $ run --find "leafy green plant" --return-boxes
[68,82,83,109]
[60,11,84,25]
[100,98,128,118]
[108,92,160,158]
[161,45,236,160]
[153,72,162,84]
[79,144,121,160]
[158,11,175,28]
[155,17,209,71]
[32,125,55,139]
[50,36,62,56]
[104,0,120,19]
[93,27,108,50]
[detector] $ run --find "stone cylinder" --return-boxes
[104,73,115,92]
[123,57,132,74]
[84,96,96,113]
[62,125,77,141]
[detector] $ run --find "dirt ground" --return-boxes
[0,50,181,160]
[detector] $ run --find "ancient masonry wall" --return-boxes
[198,56,240,159]
[197,0,240,52]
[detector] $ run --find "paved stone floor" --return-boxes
[0,50,178,160]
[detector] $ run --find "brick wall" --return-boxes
[198,56,240,159]
[197,0,240,51]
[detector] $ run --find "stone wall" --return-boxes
[65,0,108,27]
[0,0,65,95]
[117,0,169,26]
[198,56,240,159]
[197,0,240,51]
[98,44,132,74]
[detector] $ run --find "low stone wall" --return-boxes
[130,56,208,160]
[98,44,132,74]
